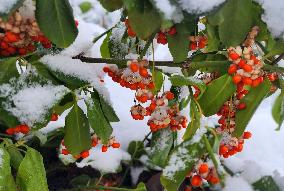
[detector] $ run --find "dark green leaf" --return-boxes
[0,99,20,127]
[170,75,206,99]
[133,183,147,191]
[79,1,92,13]
[206,24,220,52]
[234,79,271,137]
[53,93,74,115]
[209,0,256,47]
[6,146,24,170]
[123,0,161,39]
[253,176,280,191]
[272,92,284,130]
[265,40,284,58]
[64,102,91,155]
[127,141,145,159]
[99,0,123,12]
[0,147,17,191]
[16,148,48,191]
[198,74,236,116]
[98,91,119,122]
[100,32,111,58]
[148,128,173,168]
[183,99,201,140]
[86,91,113,144]
[32,62,61,85]
[151,70,164,95]
[0,57,19,84]
[36,0,78,47]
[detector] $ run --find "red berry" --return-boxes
[61,149,69,155]
[102,145,108,152]
[237,103,246,110]
[168,27,177,35]
[6,128,14,135]
[139,67,148,77]
[228,64,238,75]
[229,52,240,60]
[219,145,228,155]
[138,95,148,103]
[209,176,220,185]
[233,75,242,84]
[243,131,252,139]
[51,113,59,121]
[190,42,197,50]
[6,32,19,42]
[111,143,120,148]
[242,64,253,72]
[0,41,8,49]
[147,82,155,89]
[242,77,252,86]
[191,175,202,187]
[127,28,136,37]
[236,144,243,152]
[80,150,90,158]
[199,163,209,174]
[157,37,168,45]
[238,59,246,68]
[19,125,30,134]
[165,92,175,100]
[103,67,110,73]
[18,48,27,55]
[130,62,139,72]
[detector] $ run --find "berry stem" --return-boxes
[92,26,115,44]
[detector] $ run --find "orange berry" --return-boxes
[233,75,242,84]
[102,145,108,152]
[61,149,69,155]
[228,64,238,75]
[103,67,110,73]
[19,125,30,134]
[237,103,246,110]
[191,175,202,187]
[165,91,175,100]
[6,32,19,42]
[51,113,59,121]
[219,145,228,155]
[168,27,177,35]
[139,95,148,103]
[190,42,197,50]
[80,150,90,158]
[18,48,27,55]
[139,67,148,77]
[229,52,240,60]
[92,140,98,147]
[242,77,252,86]
[252,79,261,87]
[199,163,209,174]
[6,128,14,135]
[242,64,253,72]
[129,62,139,72]
[243,131,252,139]
[238,59,246,68]
[236,144,243,152]
[127,28,136,37]
[209,176,220,184]
[147,82,155,89]
[111,143,121,148]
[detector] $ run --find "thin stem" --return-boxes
[93,26,115,44]
[271,53,284,65]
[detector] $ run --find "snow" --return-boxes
[255,0,284,38]
[0,0,17,14]
[0,148,3,167]
[76,146,130,173]
[223,176,254,191]
[18,0,35,19]
[178,0,226,14]
[130,167,146,185]
[152,0,183,23]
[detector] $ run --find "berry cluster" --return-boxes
[185,160,220,190]
[124,19,136,38]
[103,60,155,91]
[156,27,177,45]
[0,11,51,57]
[216,99,252,158]
[6,124,30,135]
[189,36,207,51]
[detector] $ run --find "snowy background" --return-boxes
[3,0,282,190]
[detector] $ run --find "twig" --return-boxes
[271,53,284,65]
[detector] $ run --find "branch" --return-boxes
[271,53,284,65]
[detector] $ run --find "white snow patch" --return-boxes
[0,148,3,167]
[178,0,226,14]
[152,0,183,23]
[0,0,17,14]
[131,167,146,185]
[18,0,35,19]
[222,176,254,191]
[76,146,130,173]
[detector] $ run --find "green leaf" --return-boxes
[151,70,164,95]
[272,92,284,130]
[98,92,119,122]
[36,0,78,47]
[234,79,271,137]
[148,128,173,168]
[183,99,201,140]
[265,40,284,58]
[124,0,161,39]
[133,182,147,191]
[53,93,74,115]
[253,176,280,191]
[0,99,20,127]
[198,74,236,116]
[64,102,91,155]
[86,91,113,144]
[161,136,213,191]
[206,24,220,52]
[167,18,196,63]
[170,75,206,99]
[98,0,123,12]
[32,62,61,85]
[127,141,145,159]
[6,146,24,170]
[0,57,19,84]
[16,148,48,191]
[0,0,24,21]
[263,65,284,74]
[100,32,111,58]
[209,0,256,47]
[79,1,92,13]
[0,147,17,191]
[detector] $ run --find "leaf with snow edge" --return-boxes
[151,70,164,95]
[53,93,74,115]
[264,40,284,58]
[170,75,206,99]
[123,0,161,39]
[208,0,256,47]
[148,128,173,168]
[64,101,92,155]
[100,32,111,59]
[206,24,220,52]
[127,141,146,159]
[32,62,61,85]
[233,79,271,137]
[167,17,196,63]
[0,0,24,21]
[0,57,19,84]
[99,0,123,12]
[0,147,17,191]
[36,0,78,48]
[183,99,201,140]
[198,74,236,117]
[161,135,213,191]
[86,91,113,145]
[272,92,284,130]
[6,146,24,170]
[16,147,48,191]
[97,90,119,122]
[79,1,92,13]
[0,98,20,127]
[252,176,280,191]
